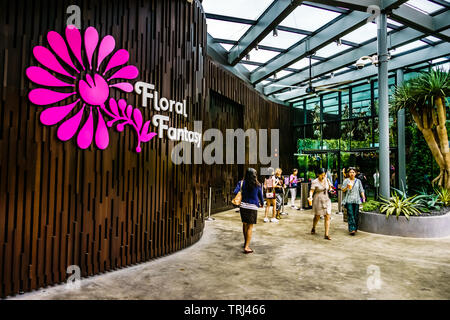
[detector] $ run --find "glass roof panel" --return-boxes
[315,43,352,58]
[240,63,259,72]
[219,43,235,52]
[341,22,378,44]
[289,58,313,70]
[405,0,444,14]
[259,30,306,50]
[202,0,274,20]
[275,70,294,79]
[387,18,403,27]
[279,5,340,32]
[245,48,280,64]
[206,19,251,41]
[392,40,427,54]
[425,35,443,43]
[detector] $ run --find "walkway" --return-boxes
[8,204,450,300]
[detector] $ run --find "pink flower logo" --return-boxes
[26,26,156,152]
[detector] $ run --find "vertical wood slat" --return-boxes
[0,0,294,298]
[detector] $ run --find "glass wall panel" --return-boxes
[340,120,352,151]
[351,118,373,149]
[322,92,339,123]
[341,91,350,120]
[305,97,319,125]
[352,83,371,117]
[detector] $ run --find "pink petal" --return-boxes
[108,98,119,116]
[57,106,85,141]
[133,108,143,131]
[29,89,75,105]
[47,31,80,73]
[141,132,157,143]
[97,35,115,72]
[40,99,80,125]
[66,26,85,70]
[110,83,133,92]
[95,108,109,149]
[84,27,99,70]
[118,99,127,114]
[107,65,138,81]
[103,49,129,75]
[33,46,75,79]
[141,120,150,136]
[26,66,74,87]
[77,107,94,149]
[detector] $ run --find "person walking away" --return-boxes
[274,168,285,219]
[289,169,299,209]
[309,168,333,240]
[233,168,264,254]
[342,167,366,236]
[263,169,278,223]
[373,170,380,200]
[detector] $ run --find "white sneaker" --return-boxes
[263,217,269,223]
[281,212,287,215]
[270,218,279,223]
[292,206,299,210]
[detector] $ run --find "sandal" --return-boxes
[311,228,316,234]
[243,249,254,254]
[324,235,331,240]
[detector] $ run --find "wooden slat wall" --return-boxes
[204,59,296,213]
[0,0,295,298]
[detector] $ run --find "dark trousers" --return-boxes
[346,203,360,232]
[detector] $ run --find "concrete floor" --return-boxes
[8,203,450,300]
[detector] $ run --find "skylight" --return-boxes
[315,43,352,58]
[258,30,306,50]
[405,0,445,14]
[201,0,274,20]
[206,19,251,41]
[279,5,340,32]
[245,48,280,64]
[392,40,427,55]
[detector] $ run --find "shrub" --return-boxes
[362,200,381,212]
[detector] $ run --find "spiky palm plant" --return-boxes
[380,193,422,220]
[435,187,450,207]
[392,68,450,190]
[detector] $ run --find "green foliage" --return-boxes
[297,155,308,172]
[307,171,316,180]
[414,191,441,212]
[362,200,381,212]
[435,187,450,207]
[380,193,423,220]
[411,67,450,106]
[323,139,339,150]
[405,125,436,193]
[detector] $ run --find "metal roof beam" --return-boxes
[275,42,450,101]
[227,0,303,66]
[264,9,450,96]
[389,4,450,41]
[250,10,370,84]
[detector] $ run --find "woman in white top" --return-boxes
[308,168,333,240]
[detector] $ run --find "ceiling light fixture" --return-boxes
[273,28,278,37]
[245,54,250,60]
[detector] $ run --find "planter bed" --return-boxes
[359,208,450,238]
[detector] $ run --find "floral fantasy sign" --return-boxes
[26,25,195,153]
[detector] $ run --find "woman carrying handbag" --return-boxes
[233,168,264,254]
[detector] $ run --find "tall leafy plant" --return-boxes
[392,68,450,189]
